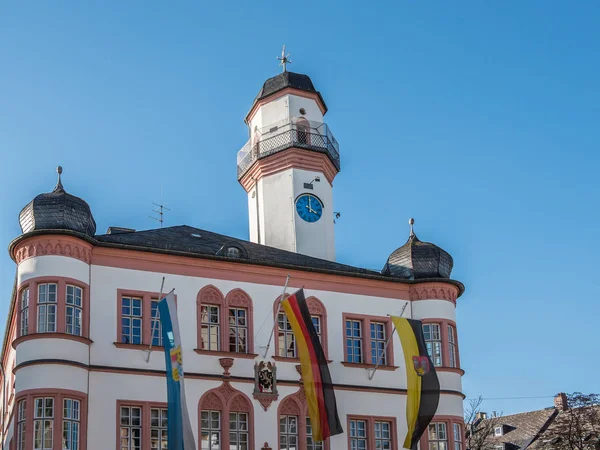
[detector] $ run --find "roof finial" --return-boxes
[54,165,64,191]
[277,45,291,73]
[409,217,415,237]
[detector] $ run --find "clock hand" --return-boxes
[308,197,316,214]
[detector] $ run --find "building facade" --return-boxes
[1,68,466,450]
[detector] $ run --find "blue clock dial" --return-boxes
[295,194,323,223]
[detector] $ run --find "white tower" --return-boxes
[237,59,340,261]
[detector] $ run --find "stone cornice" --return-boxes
[13,235,93,265]
[409,282,459,304]
[239,148,338,192]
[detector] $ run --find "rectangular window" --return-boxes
[448,327,457,368]
[279,415,298,450]
[151,408,168,450]
[346,319,363,363]
[228,308,248,353]
[120,406,142,450]
[349,419,367,450]
[200,410,221,450]
[311,316,322,343]
[229,412,249,450]
[34,397,54,450]
[454,423,462,450]
[63,398,80,450]
[423,324,443,367]
[306,417,323,450]
[428,422,448,450]
[66,285,83,336]
[277,313,296,358]
[17,399,26,450]
[121,297,143,345]
[20,288,29,336]
[374,421,392,450]
[151,300,163,347]
[370,322,387,366]
[201,305,220,351]
[37,283,57,333]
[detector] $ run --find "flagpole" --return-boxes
[146,277,166,363]
[263,275,290,358]
[368,302,408,381]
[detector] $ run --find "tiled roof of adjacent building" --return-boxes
[472,409,558,450]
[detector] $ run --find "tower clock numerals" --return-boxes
[295,194,323,223]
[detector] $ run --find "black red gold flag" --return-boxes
[281,289,343,441]
[392,316,440,450]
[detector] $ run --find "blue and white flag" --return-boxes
[158,292,196,450]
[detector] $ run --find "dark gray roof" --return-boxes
[19,174,96,238]
[382,234,453,280]
[96,225,377,275]
[247,71,327,119]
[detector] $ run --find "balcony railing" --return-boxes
[237,118,340,179]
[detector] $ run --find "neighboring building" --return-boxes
[0,66,466,450]
[469,393,599,450]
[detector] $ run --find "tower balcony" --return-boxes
[237,118,340,180]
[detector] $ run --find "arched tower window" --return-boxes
[295,117,310,146]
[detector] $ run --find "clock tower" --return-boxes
[237,56,340,261]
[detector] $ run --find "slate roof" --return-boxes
[480,409,558,449]
[95,225,379,276]
[247,71,328,119]
[18,172,96,238]
[382,233,454,280]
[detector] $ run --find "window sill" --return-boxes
[272,356,334,364]
[113,342,164,351]
[341,362,398,371]
[193,349,259,360]
[436,367,465,375]
[12,333,93,349]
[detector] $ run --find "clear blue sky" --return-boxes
[1,1,598,416]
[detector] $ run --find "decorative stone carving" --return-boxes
[227,289,251,307]
[198,285,224,305]
[262,442,272,450]
[13,237,92,264]
[409,284,458,303]
[306,297,324,315]
[201,392,222,411]
[219,357,234,376]
[253,361,278,411]
[229,393,251,412]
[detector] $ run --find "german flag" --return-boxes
[281,289,343,441]
[391,316,440,450]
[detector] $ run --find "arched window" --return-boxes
[196,286,255,356]
[197,286,225,352]
[278,394,329,450]
[295,118,310,146]
[199,386,254,450]
[274,295,328,360]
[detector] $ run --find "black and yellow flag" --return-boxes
[281,289,343,441]
[392,316,440,450]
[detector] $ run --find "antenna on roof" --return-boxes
[149,203,170,228]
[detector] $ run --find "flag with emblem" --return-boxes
[158,292,195,450]
[392,316,440,450]
[281,289,343,441]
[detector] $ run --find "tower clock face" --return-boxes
[295,194,323,223]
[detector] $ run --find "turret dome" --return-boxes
[18,166,96,238]
[382,219,454,280]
